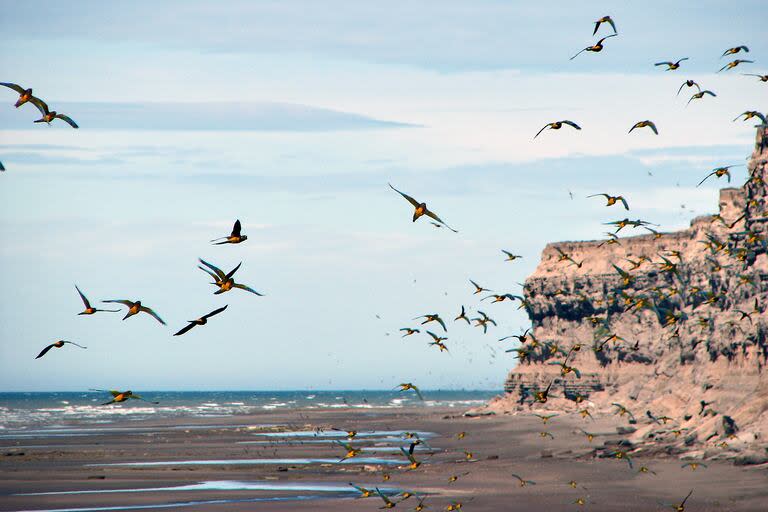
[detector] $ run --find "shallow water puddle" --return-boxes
[12,494,347,512]
[88,457,408,467]
[17,480,401,496]
[252,429,436,439]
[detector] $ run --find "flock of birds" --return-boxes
[2,11,767,512]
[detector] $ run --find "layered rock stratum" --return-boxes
[484,124,768,463]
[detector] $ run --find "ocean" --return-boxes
[0,390,496,430]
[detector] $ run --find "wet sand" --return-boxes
[1,407,766,511]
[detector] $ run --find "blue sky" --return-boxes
[0,1,765,391]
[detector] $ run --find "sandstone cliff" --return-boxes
[486,124,768,462]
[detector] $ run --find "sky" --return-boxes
[0,1,765,391]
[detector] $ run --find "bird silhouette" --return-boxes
[35,340,87,359]
[629,120,658,135]
[592,16,617,36]
[102,299,166,325]
[210,220,247,245]
[534,120,581,138]
[173,305,228,336]
[655,58,688,71]
[570,34,617,60]
[389,183,457,232]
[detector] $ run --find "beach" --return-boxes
[2,404,767,512]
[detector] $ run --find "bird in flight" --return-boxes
[210,219,247,245]
[718,59,754,72]
[697,166,735,187]
[400,327,420,337]
[75,285,120,315]
[511,473,536,487]
[502,250,522,261]
[93,389,159,406]
[397,382,424,400]
[665,489,694,512]
[687,90,716,106]
[588,193,629,210]
[469,279,491,295]
[35,340,87,359]
[722,45,749,57]
[348,483,375,499]
[388,183,457,232]
[454,305,470,324]
[592,16,617,36]
[335,440,363,462]
[400,445,422,470]
[629,120,658,135]
[742,73,768,82]
[413,313,447,331]
[612,403,636,421]
[375,488,397,509]
[472,311,497,333]
[570,34,617,60]
[102,299,166,325]
[677,80,700,96]
[733,111,766,124]
[198,258,264,296]
[655,58,688,71]
[173,305,228,336]
[28,97,79,128]
[427,331,449,352]
[0,82,39,109]
[534,120,581,139]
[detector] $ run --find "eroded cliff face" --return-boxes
[490,125,768,459]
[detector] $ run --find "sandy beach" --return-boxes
[1,407,767,512]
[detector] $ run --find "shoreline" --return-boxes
[2,407,767,511]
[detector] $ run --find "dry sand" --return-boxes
[1,407,766,511]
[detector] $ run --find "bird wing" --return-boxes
[202,305,228,319]
[28,96,49,116]
[173,322,197,336]
[139,306,166,325]
[35,344,56,359]
[231,219,242,237]
[647,122,658,134]
[592,21,600,36]
[533,124,550,138]
[198,258,226,280]
[703,90,716,97]
[0,82,25,94]
[225,262,242,279]
[587,193,609,199]
[55,113,79,128]
[63,341,87,349]
[654,61,672,67]
[412,385,424,400]
[75,285,91,309]
[597,34,617,44]
[561,120,581,130]
[435,316,447,331]
[607,18,617,33]
[424,208,457,232]
[233,283,264,296]
[569,48,588,61]
[102,299,133,307]
[388,183,420,208]
[618,196,629,210]
[697,171,716,187]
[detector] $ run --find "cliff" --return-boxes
[486,124,768,462]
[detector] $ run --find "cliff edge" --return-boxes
[485,124,768,463]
